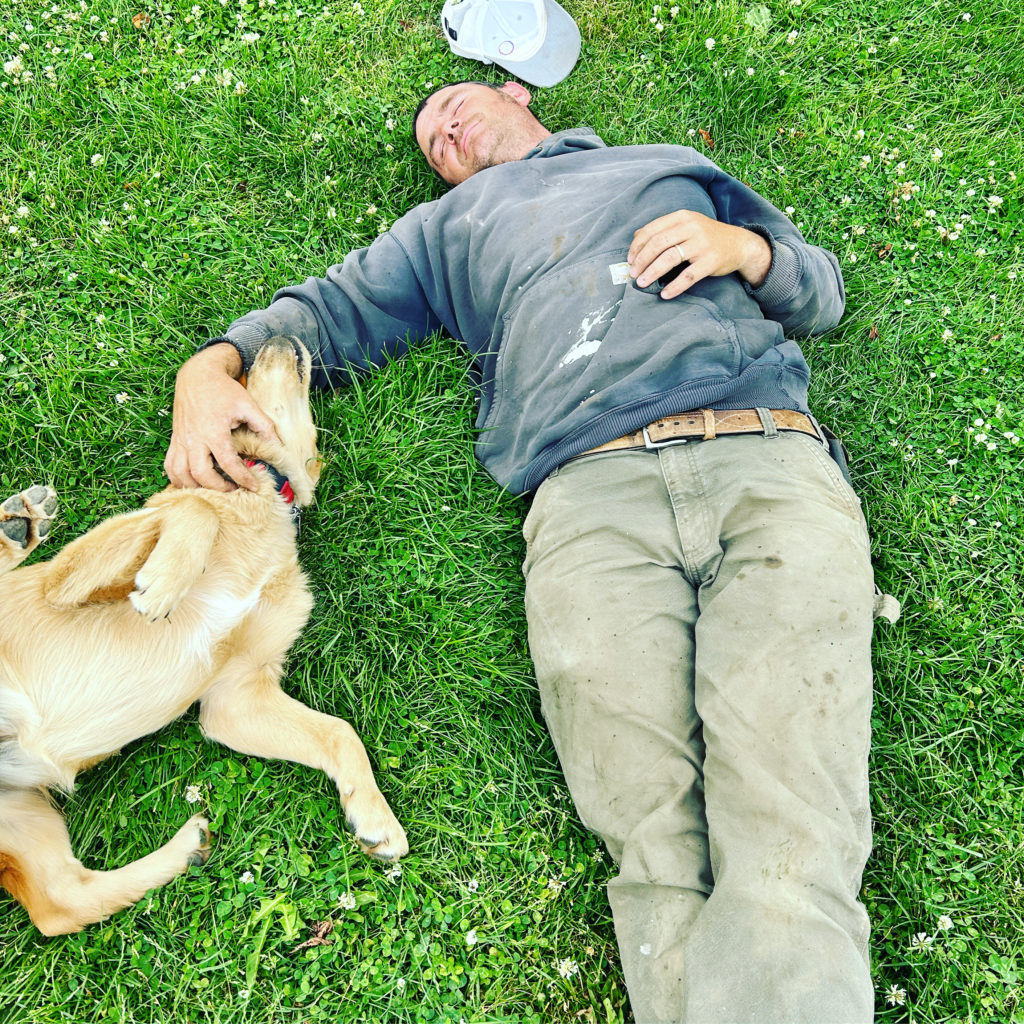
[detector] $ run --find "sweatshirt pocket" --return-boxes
[483,249,741,443]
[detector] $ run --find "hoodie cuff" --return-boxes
[741,223,803,310]
[195,322,272,374]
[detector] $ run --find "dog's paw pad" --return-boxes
[2,495,26,515]
[1,517,28,547]
[1,486,58,558]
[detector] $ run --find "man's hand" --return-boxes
[627,210,772,300]
[164,343,280,492]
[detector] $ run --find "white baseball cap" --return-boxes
[440,0,581,88]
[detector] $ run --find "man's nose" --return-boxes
[445,115,461,139]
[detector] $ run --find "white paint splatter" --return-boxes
[559,302,620,367]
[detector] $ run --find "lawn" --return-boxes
[1,0,1022,1021]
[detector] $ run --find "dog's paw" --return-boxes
[342,789,409,862]
[1,485,58,560]
[171,814,213,869]
[129,570,189,621]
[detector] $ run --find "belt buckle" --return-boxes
[642,424,689,450]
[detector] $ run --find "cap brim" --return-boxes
[490,0,580,87]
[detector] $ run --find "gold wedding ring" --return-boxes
[675,244,686,262]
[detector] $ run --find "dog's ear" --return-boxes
[42,509,162,608]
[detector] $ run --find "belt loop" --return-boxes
[805,412,831,450]
[755,407,778,438]
[701,409,717,440]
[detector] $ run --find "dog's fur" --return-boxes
[0,337,407,935]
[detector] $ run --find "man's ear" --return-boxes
[500,81,533,107]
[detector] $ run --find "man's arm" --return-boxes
[628,151,845,338]
[165,218,448,490]
[627,211,773,299]
[164,342,280,491]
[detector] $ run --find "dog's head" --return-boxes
[234,336,321,507]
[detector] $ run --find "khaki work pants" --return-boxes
[523,431,878,1024]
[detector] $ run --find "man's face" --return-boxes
[414,82,548,186]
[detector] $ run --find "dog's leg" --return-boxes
[42,497,218,614]
[128,497,220,619]
[42,507,163,608]
[0,789,210,935]
[200,662,408,861]
[0,486,58,575]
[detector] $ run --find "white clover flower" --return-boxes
[962,12,972,20]
[240,870,254,884]
[886,985,907,1006]
[557,958,580,978]
[746,67,754,75]
[242,31,260,43]
[847,253,858,263]
[90,153,104,166]
[987,195,1003,208]
[233,80,247,95]
[385,117,396,131]
[337,891,357,910]
[931,148,943,162]
[786,30,798,43]
[465,928,478,946]
[185,784,202,803]
[705,37,715,49]
[910,932,934,952]
[385,863,402,880]
[366,204,377,216]
[466,878,480,892]
[785,206,795,216]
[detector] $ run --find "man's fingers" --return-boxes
[659,254,713,300]
[208,443,259,491]
[165,442,200,489]
[242,404,281,445]
[633,238,692,290]
[184,449,233,491]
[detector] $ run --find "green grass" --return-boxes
[1,0,1022,1020]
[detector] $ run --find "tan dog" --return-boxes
[0,337,407,935]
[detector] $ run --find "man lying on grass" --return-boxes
[166,80,883,1024]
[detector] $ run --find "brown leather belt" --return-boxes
[575,408,824,460]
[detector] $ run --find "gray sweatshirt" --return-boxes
[215,128,845,494]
